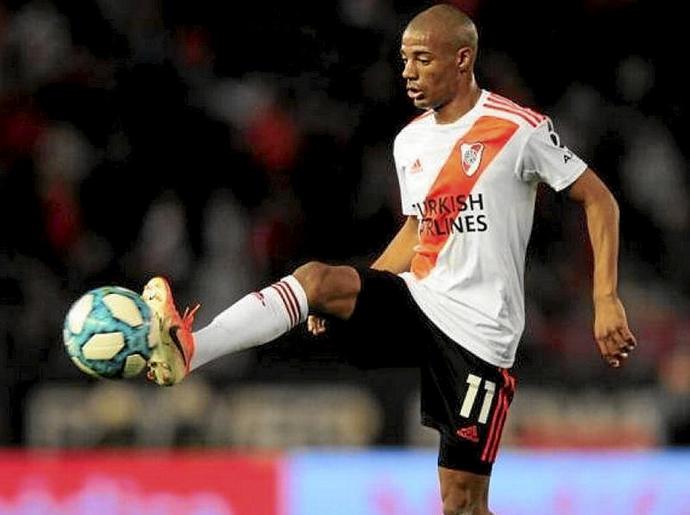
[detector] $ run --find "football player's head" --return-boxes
[400,4,478,112]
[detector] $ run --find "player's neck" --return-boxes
[433,79,481,125]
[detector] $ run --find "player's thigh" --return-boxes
[336,267,425,368]
[422,334,517,476]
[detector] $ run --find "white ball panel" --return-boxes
[70,357,101,378]
[67,294,94,334]
[122,354,147,378]
[82,332,125,360]
[103,294,144,327]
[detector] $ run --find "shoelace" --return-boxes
[181,304,201,330]
[146,303,200,383]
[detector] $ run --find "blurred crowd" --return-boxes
[1,0,689,447]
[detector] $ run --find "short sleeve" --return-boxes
[393,136,416,216]
[520,118,588,191]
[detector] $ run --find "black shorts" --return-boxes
[342,268,517,476]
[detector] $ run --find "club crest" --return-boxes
[460,142,484,176]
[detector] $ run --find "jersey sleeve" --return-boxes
[520,118,588,191]
[393,135,416,216]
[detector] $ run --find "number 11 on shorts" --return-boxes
[459,374,495,424]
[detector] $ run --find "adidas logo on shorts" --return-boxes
[456,425,480,443]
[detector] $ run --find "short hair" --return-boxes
[407,4,478,52]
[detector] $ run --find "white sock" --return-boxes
[189,275,308,371]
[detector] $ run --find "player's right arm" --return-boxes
[371,215,419,273]
[307,216,419,335]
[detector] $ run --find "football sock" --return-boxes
[190,275,308,371]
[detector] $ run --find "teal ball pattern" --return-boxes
[63,286,154,378]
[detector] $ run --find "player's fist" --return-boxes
[307,315,327,336]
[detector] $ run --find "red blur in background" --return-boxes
[0,451,281,515]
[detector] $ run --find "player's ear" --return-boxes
[456,47,473,72]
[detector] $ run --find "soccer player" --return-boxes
[142,4,637,514]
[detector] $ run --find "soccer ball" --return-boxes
[63,286,159,379]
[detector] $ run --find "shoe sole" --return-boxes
[142,277,188,385]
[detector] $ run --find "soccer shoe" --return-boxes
[141,277,200,386]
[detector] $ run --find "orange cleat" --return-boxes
[141,277,199,386]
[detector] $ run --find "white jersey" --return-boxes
[394,90,587,368]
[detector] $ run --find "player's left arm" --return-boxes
[567,168,637,367]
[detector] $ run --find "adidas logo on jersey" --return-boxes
[456,425,480,443]
[460,142,484,176]
[409,158,423,174]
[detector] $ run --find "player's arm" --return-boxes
[307,216,419,335]
[371,215,419,273]
[567,168,637,367]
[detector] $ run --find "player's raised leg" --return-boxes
[142,261,360,385]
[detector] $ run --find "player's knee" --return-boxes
[294,261,348,310]
[293,261,359,317]
[442,479,480,515]
[442,494,474,515]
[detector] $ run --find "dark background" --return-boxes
[1,0,689,448]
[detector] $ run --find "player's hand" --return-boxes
[593,294,637,368]
[307,315,327,336]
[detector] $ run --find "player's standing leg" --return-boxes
[142,261,360,385]
[438,468,492,515]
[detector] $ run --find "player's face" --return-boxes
[400,27,459,111]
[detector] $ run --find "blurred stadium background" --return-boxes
[1,0,689,513]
